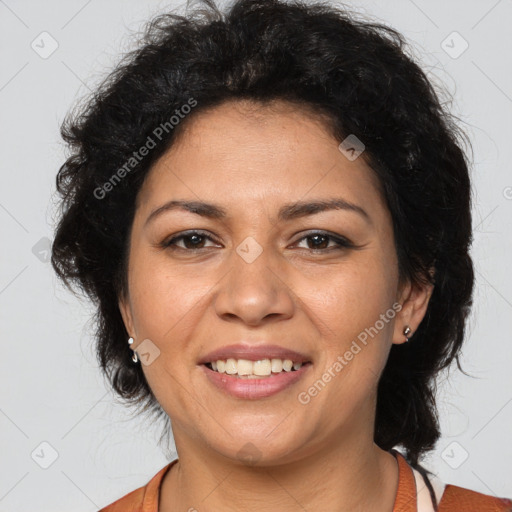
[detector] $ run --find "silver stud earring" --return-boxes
[128,337,138,363]
[403,326,412,342]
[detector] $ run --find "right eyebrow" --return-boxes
[144,200,227,228]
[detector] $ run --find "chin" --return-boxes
[207,431,306,467]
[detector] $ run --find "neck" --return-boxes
[159,429,399,512]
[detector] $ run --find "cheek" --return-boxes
[127,251,204,343]
[304,257,397,343]
[298,255,396,402]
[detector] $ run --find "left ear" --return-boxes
[392,270,435,345]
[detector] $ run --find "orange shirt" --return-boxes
[99,451,512,512]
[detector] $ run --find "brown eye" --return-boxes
[162,231,219,251]
[294,231,353,252]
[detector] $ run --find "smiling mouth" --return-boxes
[202,358,312,379]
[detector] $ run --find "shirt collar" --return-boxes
[143,451,418,512]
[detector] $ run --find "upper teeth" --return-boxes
[210,358,303,376]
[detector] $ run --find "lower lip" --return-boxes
[200,363,312,399]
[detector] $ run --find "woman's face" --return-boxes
[119,99,432,465]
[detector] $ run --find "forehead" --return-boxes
[136,99,387,223]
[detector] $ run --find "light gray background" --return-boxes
[1,0,511,510]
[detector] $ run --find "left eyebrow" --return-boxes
[277,198,372,225]
[144,197,372,228]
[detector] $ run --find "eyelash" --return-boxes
[160,230,354,253]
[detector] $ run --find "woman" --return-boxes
[50,0,512,510]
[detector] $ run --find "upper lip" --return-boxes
[198,344,311,364]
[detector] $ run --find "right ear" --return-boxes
[118,294,135,338]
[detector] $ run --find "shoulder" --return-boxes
[98,486,146,512]
[438,484,512,512]
[97,462,176,512]
[403,451,511,512]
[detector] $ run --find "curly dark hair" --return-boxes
[51,0,474,476]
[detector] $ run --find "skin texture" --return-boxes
[118,99,434,512]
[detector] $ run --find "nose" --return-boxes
[213,240,295,326]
